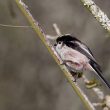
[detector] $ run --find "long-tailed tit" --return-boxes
[54,34,110,89]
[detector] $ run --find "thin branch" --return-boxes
[83,72,110,109]
[53,23,62,36]
[80,0,110,33]
[15,0,95,110]
[46,24,60,40]
[0,23,32,28]
[46,23,66,40]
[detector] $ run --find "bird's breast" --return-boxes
[57,45,89,63]
[55,45,89,71]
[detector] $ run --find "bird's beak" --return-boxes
[54,43,57,46]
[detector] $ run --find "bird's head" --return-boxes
[54,34,79,47]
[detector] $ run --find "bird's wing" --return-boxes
[74,41,95,60]
[75,41,110,89]
[66,41,95,61]
[65,40,102,71]
[62,37,110,88]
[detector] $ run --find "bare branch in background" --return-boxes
[80,0,110,33]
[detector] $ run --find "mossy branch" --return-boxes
[15,0,96,110]
[80,0,110,33]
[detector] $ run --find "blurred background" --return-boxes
[0,0,110,110]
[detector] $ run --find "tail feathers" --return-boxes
[89,60,110,89]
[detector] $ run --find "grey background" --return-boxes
[0,0,110,110]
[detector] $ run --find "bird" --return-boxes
[54,34,110,89]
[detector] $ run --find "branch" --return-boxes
[80,0,110,33]
[15,0,95,110]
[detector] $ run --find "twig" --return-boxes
[53,23,62,36]
[0,23,32,28]
[15,0,95,110]
[83,75,110,109]
[46,35,57,40]
[83,76,104,100]
[46,24,62,40]
[80,0,110,33]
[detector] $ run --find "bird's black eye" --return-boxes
[58,41,61,44]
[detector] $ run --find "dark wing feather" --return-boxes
[74,41,95,60]
[65,41,96,61]
[90,60,110,89]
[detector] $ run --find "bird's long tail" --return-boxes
[89,60,110,89]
